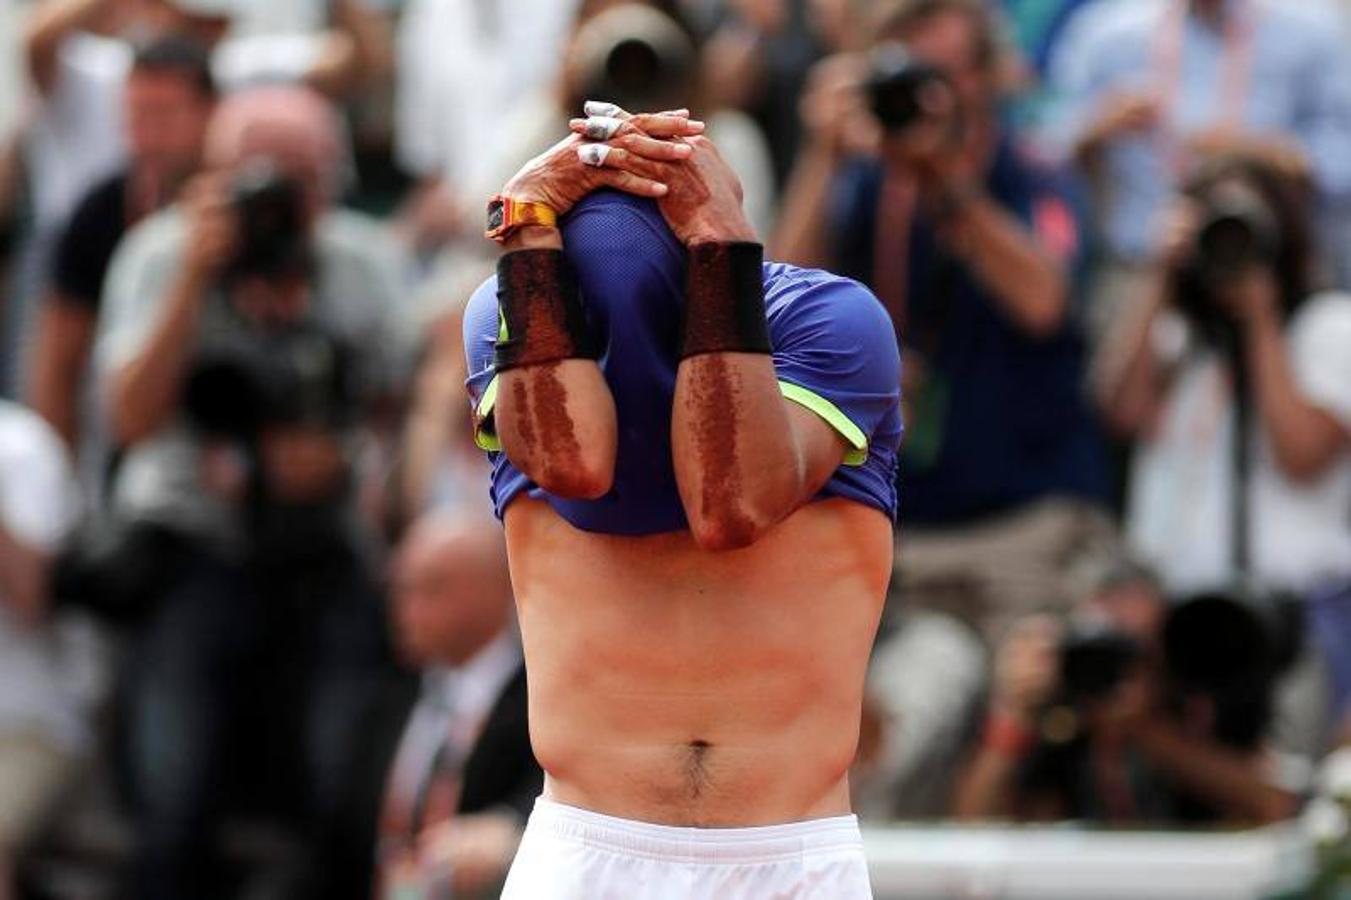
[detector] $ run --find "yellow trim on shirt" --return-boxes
[473,374,502,451]
[778,381,868,466]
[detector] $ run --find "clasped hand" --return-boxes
[500,100,757,246]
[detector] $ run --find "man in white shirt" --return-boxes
[0,401,103,893]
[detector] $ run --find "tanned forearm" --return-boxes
[673,352,829,550]
[1095,269,1171,437]
[1135,721,1297,824]
[23,0,106,95]
[495,226,617,499]
[770,145,838,269]
[28,300,95,449]
[953,746,1024,820]
[941,191,1069,337]
[0,526,48,625]
[1245,305,1350,482]
[671,237,844,551]
[109,267,209,446]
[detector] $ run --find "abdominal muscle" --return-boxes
[502,496,893,827]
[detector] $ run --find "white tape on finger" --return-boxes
[578,143,612,168]
[583,100,623,119]
[583,116,624,141]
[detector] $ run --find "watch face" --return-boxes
[487,200,506,231]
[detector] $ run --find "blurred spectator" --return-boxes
[28,36,216,457]
[1098,152,1351,596]
[393,0,579,255]
[1047,0,1351,340]
[954,569,1299,826]
[8,0,388,394]
[91,85,404,899]
[701,0,854,186]
[0,400,108,895]
[373,514,537,899]
[774,0,1112,815]
[997,0,1092,78]
[400,304,491,519]
[0,0,22,137]
[396,1,776,360]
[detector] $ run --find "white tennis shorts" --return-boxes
[500,797,874,899]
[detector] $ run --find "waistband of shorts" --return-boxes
[526,797,863,864]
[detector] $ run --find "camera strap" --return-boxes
[1226,333,1253,578]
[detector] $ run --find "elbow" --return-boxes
[686,503,773,552]
[533,457,614,501]
[1273,446,1337,485]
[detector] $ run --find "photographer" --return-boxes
[774,0,1106,537]
[953,568,1299,826]
[93,85,405,899]
[1099,151,1351,596]
[775,0,1112,819]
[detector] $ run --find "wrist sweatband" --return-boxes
[982,710,1036,758]
[680,242,771,359]
[493,249,600,371]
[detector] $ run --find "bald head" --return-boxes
[391,514,515,668]
[205,85,345,211]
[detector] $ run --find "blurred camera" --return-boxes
[184,321,354,442]
[1175,178,1281,339]
[228,161,311,281]
[1059,622,1145,703]
[573,5,695,114]
[1191,186,1279,286]
[865,42,952,133]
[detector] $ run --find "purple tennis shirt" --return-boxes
[463,190,902,536]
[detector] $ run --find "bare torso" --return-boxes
[503,495,892,827]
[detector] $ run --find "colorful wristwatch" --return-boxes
[485,195,558,243]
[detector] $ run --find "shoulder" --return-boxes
[0,402,79,543]
[105,207,186,297]
[114,206,186,265]
[67,172,127,227]
[0,402,66,470]
[764,264,899,362]
[1290,291,1351,345]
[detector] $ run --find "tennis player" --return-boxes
[463,104,902,898]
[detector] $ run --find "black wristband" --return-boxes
[493,249,600,371]
[680,242,771,359]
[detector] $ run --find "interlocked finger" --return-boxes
[582,116,626,141]
[583,99,627,119]
[577,143,613,168]
[578,145,669,183]
[597,169,668,199]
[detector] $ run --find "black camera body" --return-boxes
[1058,622,1145,703]
[184,317,355,442]
[865,42,953,133]
[227,162,312,282]
[1176,181,1281,342]
[1046,588,1296,749]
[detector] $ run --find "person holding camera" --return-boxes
[92,85,406,899]
[953,567,1299,826]
[773,0,1112,818]
[775,0,1106,541]
[29,36,216,458]
[1099,151,1351,597]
